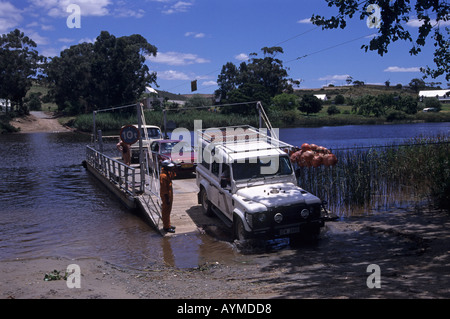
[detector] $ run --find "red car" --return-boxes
[149,139,197,175]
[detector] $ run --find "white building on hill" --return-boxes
[419,90,450,103]
[313,94,328,101]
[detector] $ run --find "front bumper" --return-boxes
[250,219,325,238]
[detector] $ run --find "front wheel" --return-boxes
[200,188,213,216]
[233,216,249,241]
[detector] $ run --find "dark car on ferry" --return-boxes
[149,139,197,175]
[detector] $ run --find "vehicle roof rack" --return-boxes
[197,125,293,155]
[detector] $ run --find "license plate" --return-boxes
[279,227,300,235]
[182,163,193,168]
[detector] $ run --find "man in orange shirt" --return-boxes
[116,140,131,166]
[160,160,176,233]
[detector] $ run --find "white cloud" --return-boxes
[29,0,112,17]
[0,1,23,33]
[114,7,145,18]
[149,51,210,66]
[318,74,351,81]
[407,18,450,27]
[235,53,249,61]
[384,66,421,73]
[58,37,75,43]
[41,47,60,58]
[19,29,50,45]
[162,1,193,14]
[297,18,312,24]
[158,70,190,80]
[202,80,217,86]
[185,32,205,38]
[78,37,96,44]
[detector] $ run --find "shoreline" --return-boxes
[4,110,450,135]
[1,205,449,299]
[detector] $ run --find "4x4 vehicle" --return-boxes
[129,125,163,163]
[196,125,327,241]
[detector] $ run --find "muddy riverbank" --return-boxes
[10,111,72,133]
[1,205,449,299]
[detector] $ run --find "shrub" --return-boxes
[334,94,345,105]
[327,105,341,115]
[386,110,407,122]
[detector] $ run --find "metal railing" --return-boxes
[86,146,138,196]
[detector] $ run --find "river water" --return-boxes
[0,122,449,268]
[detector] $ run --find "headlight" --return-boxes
[274,213,283,223]
[301,209,310,219]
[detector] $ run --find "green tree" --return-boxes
[91,32,157,110]
[311,1,450,80]
[45,31,157,115]
[45,42,95,114]
[354,95,384,117]
[298,94,323,115]
[25,92,42,111]
[409,78,426,93]
[424,97,442,111]
[223,83,271,115]
[397,95,418,114]
[334,94,345,105]
[244,47,298,97]
[215,46,299,112]
[0,29,44,115]
[215,62,239,100]
[271,93,299,111]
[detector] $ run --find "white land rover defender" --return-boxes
[196,125,326,241]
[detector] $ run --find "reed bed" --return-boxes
[73,110,259,132]
[295,135,450,217]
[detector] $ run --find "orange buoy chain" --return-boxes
[288,143,338,168]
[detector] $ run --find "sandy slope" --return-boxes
[10,111,72,133]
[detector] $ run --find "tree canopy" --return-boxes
[298,94,323,115]
[215,46,300,114]
[45,31,157,114]
[311,0,450,81]
[0,29,44,114]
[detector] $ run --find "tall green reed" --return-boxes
[296,135,450,216]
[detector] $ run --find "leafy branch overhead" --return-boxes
[311,0,450,80]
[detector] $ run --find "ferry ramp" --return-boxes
[84,146,217,237]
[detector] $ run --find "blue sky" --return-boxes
[1,0,448,94]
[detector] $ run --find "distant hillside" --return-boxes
[181,93,215,99]
[156,90,188,101]
[295,84,417,100]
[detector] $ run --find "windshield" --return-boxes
[232,155,293,180]
[160,141,193,154]
[141,128,162,139]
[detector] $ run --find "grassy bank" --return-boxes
[71,107,450,133]
[296,135,450,216]
[72,110,260,132]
